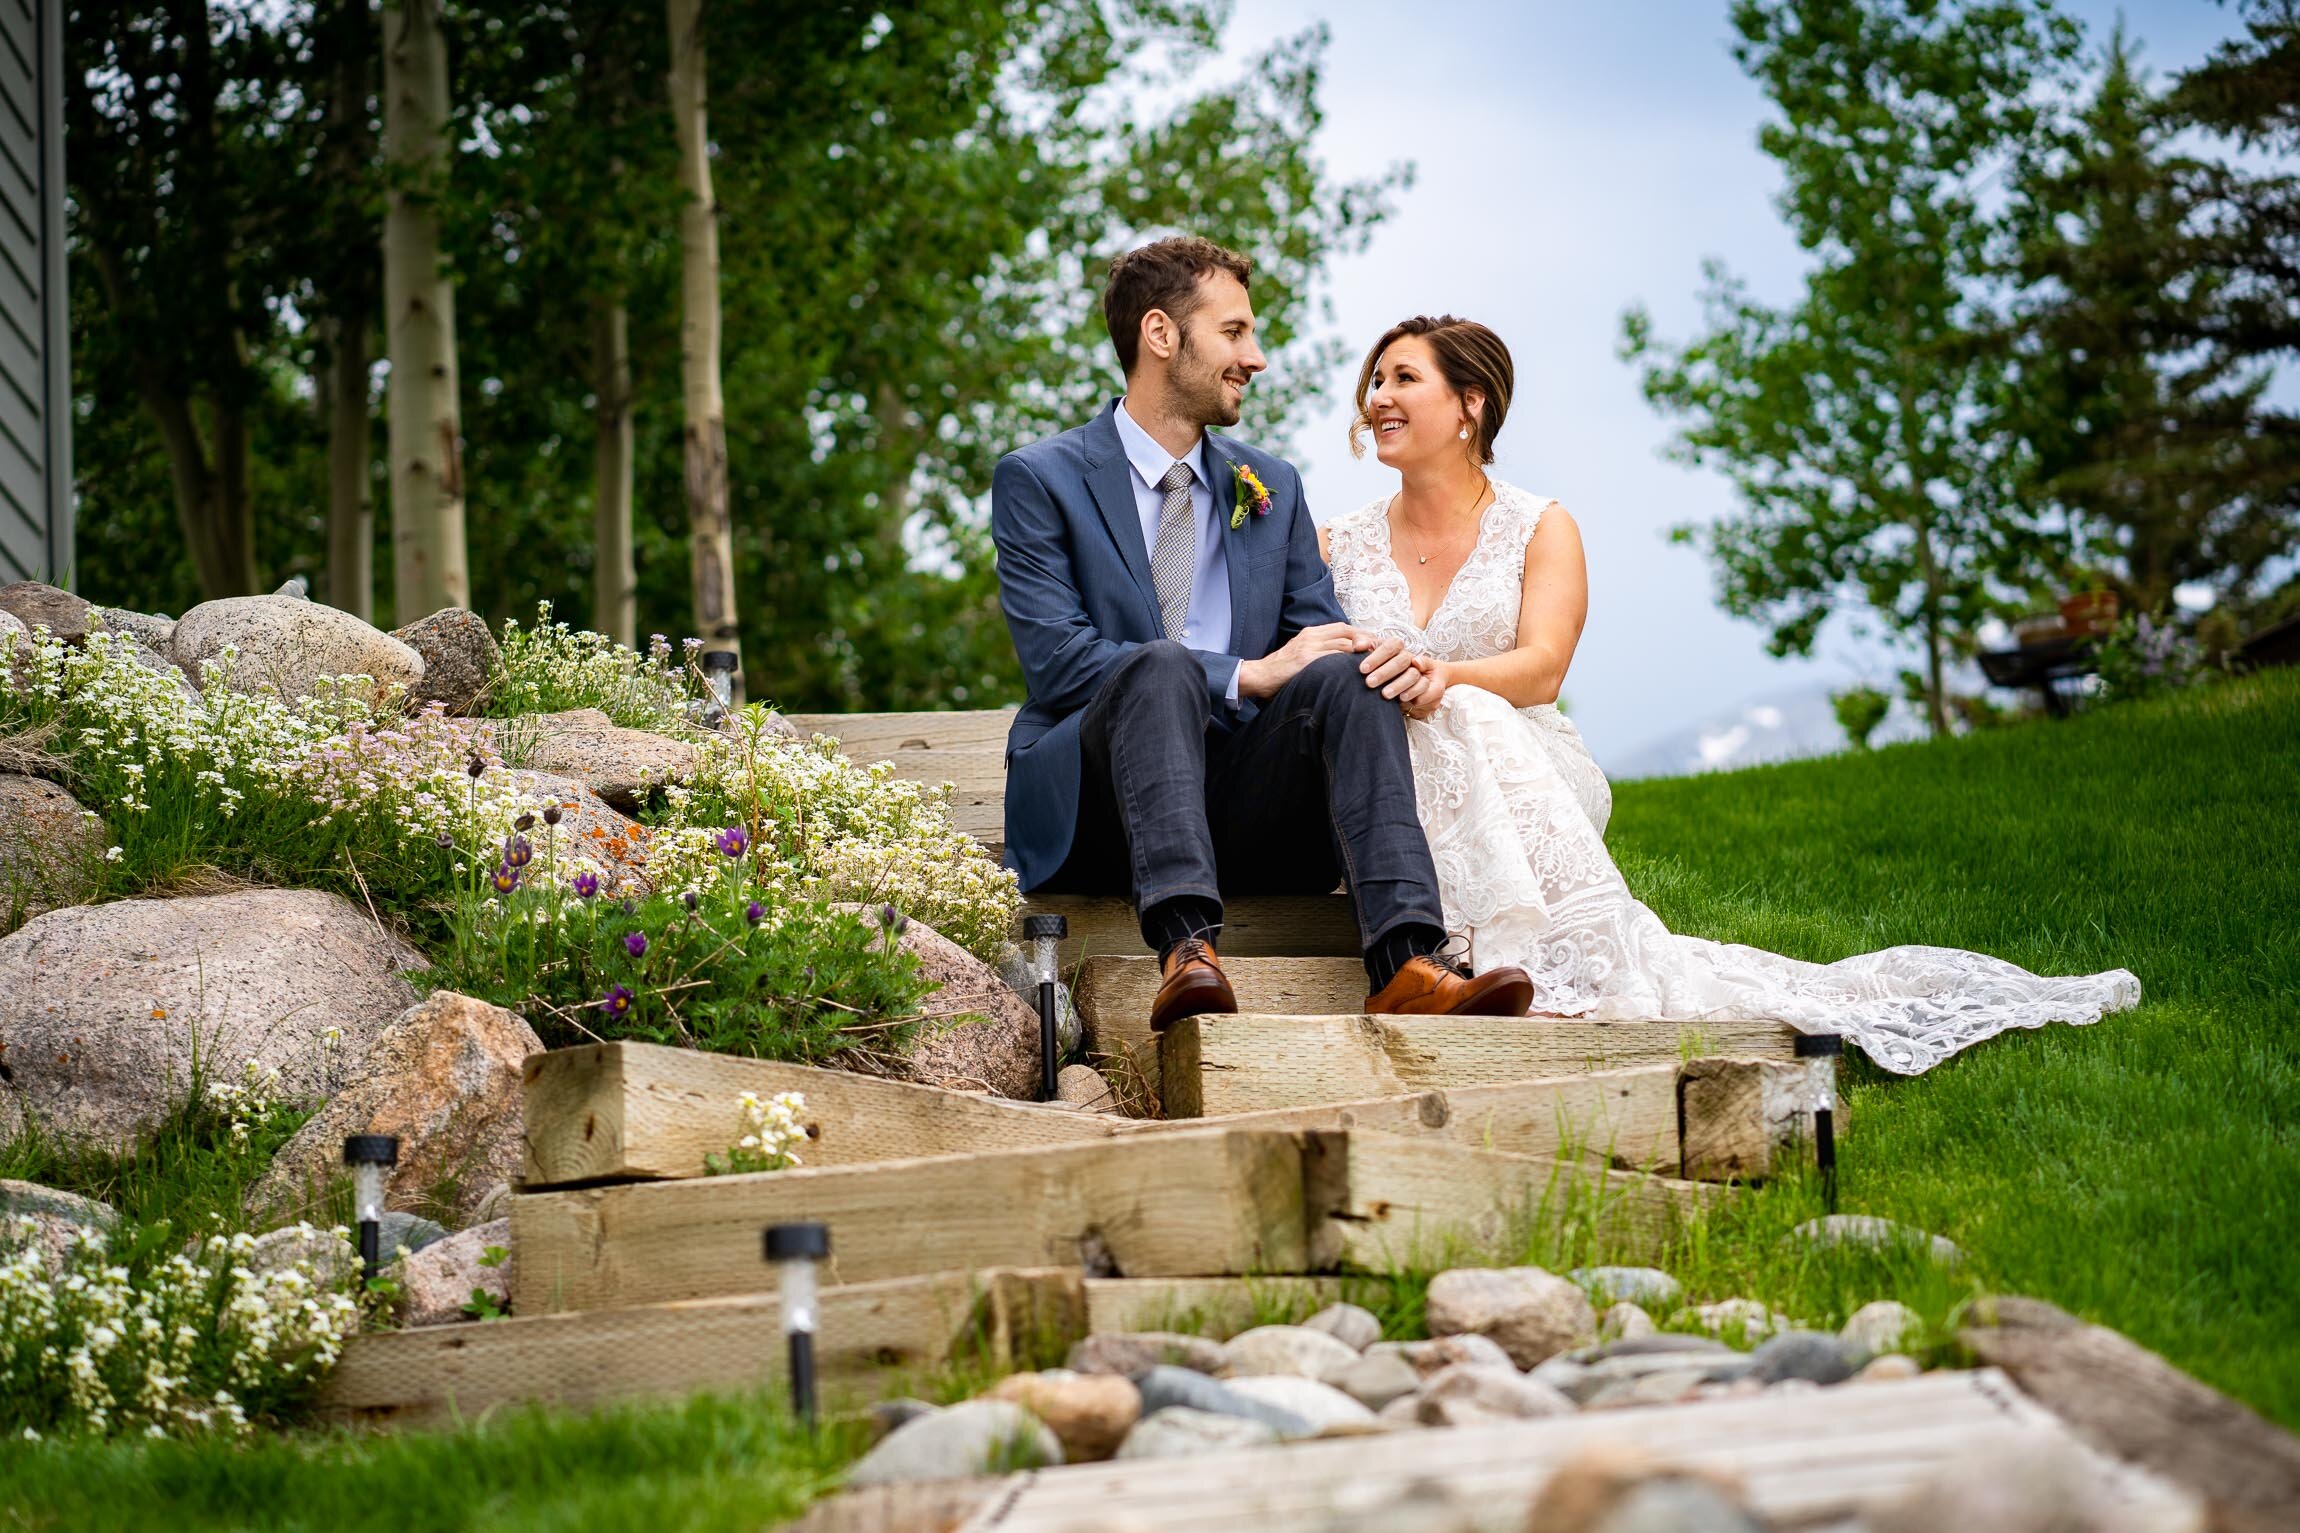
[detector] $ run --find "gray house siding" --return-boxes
[0,0,69,586]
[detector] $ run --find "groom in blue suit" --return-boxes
[990,237,1533,1028]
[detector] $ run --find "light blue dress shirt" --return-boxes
[1114,397,1242,705]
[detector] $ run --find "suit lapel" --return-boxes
[1083,408,1158,621]
[1202,433,1257,653]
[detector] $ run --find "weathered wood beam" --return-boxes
[782,711,1013,757]
[319,1267,1085,1429]
[1139,1069,1684,1162]
[1159,1013,1802,1119]
[922,1367,2194,1533]
[510,1128,1319,1315]
[1960,1296,2300,1533]
[1031,895,1359,969]
[1077,956,1371,1053]
[519,1041,1112,1189]
[1311,1130,1713,1271]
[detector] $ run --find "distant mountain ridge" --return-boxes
[1602,683,1923,782]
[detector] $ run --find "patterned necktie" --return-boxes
[1150,461,1196,641]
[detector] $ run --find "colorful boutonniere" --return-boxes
[1230,464,1274,530]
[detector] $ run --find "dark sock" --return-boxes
[1365,922,1446,991]
[1143,895,1224,963]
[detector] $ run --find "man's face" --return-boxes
[1167,271,1267,428]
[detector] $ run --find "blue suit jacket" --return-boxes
[991,400,1347,892]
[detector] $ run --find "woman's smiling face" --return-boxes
[1364,333,1481,469]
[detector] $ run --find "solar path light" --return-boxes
[765,1221,831,1427]
[1021,912,1068,1101]
[342,1134,399,1283]
[1794,1033,1844,1212]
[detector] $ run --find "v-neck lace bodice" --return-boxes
[1326,482,1554,662]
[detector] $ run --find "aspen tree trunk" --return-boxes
[592,296,637,647]
[382,0,469,621]
[666,0,743,699]
[324,0,376,619]
[325,316,375,618]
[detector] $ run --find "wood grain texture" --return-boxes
[1031,894,1359,970]
[947,1368,2197,1532]
[1676,1057,1830,1181]
[510,1129,1317,1315]
[1319,1131,1715,1271]
[1113,1066,1689,1174]
[320,1268,1084,1429]
[1076,956,1373,1053]
[1081,1276,1347,1340]
[519,1042,1113,1189]
[783,712,1013,757]
[1961,1295,2300,1533]
[1160,1014,1802,1119]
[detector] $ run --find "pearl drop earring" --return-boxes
[1458,427,1470,440]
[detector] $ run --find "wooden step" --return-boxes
[1077,955,1365,1058]
[518,1042,1112,1189]
[512,1128,1317,1315]
[320,1272,1353,1431]
[523,1044,1809,1191]
[1029,893,1359,967]
[320,1267,1083,1429]
[786,713,1008,855]
[784,711,1013,757]
[1120,1059,1818,1182]
[1159,1013,1804,1120]
[509,1128,1711,1316]
[910,1368,2195,1533]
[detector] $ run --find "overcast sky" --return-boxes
[1209,0,2254,767]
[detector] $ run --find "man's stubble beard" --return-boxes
[1174,330,1244,430]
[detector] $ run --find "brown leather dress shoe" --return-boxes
[1365,953,1535,1017]
[1149,936,1238,1033]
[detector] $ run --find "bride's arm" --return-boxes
[1409,506,1588,710]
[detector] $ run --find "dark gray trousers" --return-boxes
[1042,640,1446,953]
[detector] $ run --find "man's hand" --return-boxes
[1237,623,1375,700]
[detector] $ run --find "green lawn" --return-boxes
[2,668,2291,1528]
[1607,666,2300,1426]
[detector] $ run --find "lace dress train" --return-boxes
[1325,484,2140,1075]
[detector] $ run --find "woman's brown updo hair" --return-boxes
[1349,316,1514,466]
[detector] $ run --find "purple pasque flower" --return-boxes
[503,835,534,869]
[594,985,633,1018]
[744,900,767,927]
[682,890,698,913]
[570,869,600,900]
[490,863,521,895]
[623,930,649,959]
[713,824,750,859]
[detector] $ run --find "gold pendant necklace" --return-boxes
[1398,477,1492,564]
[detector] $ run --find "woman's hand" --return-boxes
[1394,654,1449,719]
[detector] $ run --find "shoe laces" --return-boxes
[1166,936,1217,972]
[1426,934,1475,979]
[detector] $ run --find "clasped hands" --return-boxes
[1236,623,1447,718]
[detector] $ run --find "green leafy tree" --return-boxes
[1621,0,2082,735]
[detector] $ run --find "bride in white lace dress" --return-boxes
[1323,317,2140,1074]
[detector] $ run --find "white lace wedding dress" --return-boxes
[1325,482,2141,1074]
